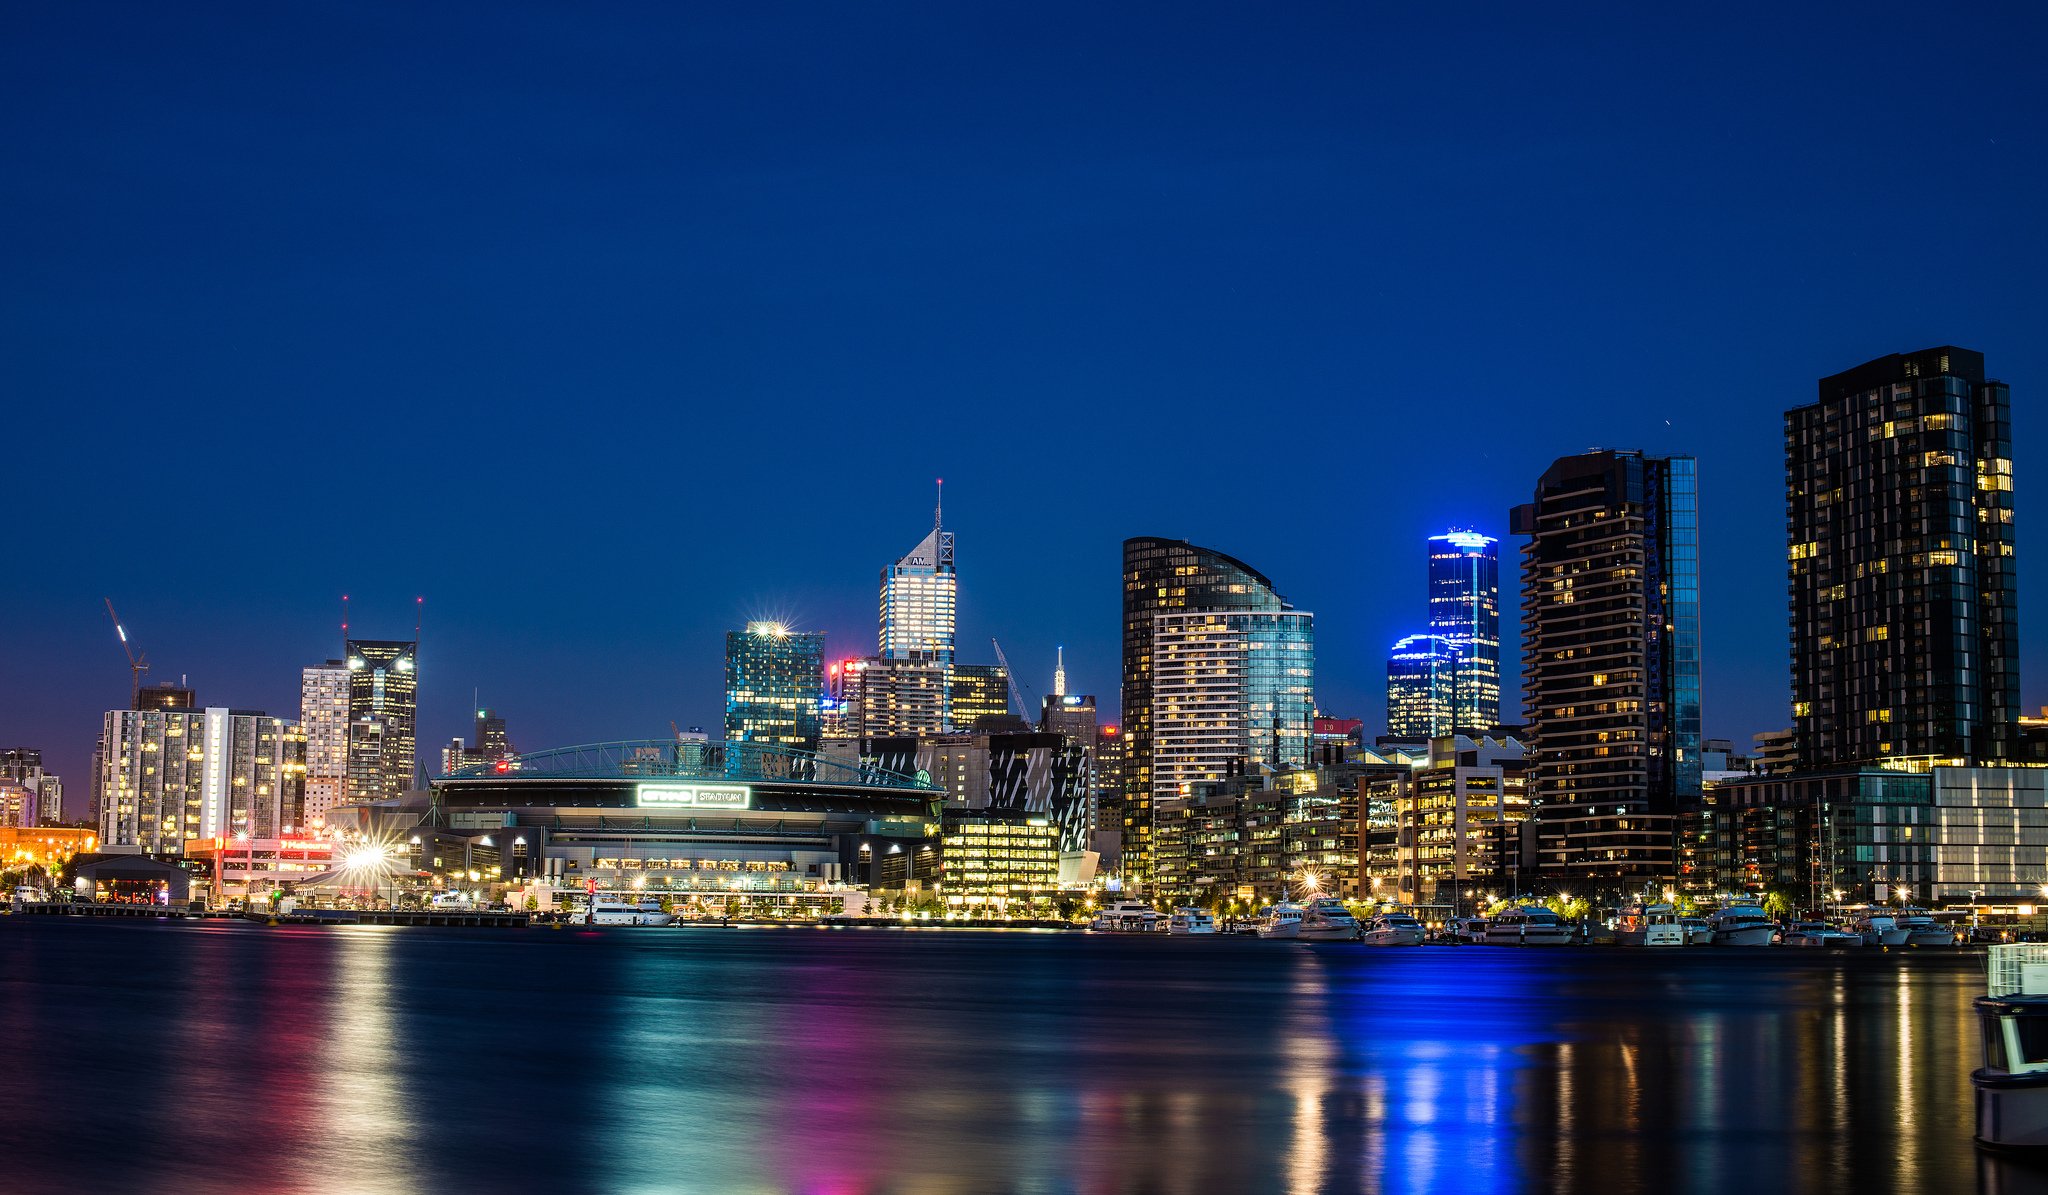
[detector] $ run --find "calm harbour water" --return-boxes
[0,918,2030,1194]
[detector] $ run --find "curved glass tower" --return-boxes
[1426,530,1500,732]
[1386,633,1459,738]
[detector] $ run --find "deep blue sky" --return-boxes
[6,4,2047,815]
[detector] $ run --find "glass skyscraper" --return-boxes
[1385,633,1459,738]
[1426,530,1501,732]
[345,638,418,801]
[725,622,825,749]
[1120,536,1297,886]
[1787,347,2018,767]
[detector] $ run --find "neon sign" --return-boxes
[635,783,752,810]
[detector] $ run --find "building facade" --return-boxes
[1427,530,1502,732]
[837,656,948,738]
[97,707,308,852]
[345,638,419,801]
[1386,634,1459,739]
[0,749,63,825]
[725,622,825,749]
[1511,450,1701,890]
[879,508,957,672]
[1120,537,1294,887]
[1787,346,2019,768]
[1151,609,1315,833]
[300,660,349,826]
[947,662,1010,730]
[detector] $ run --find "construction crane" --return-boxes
[989,638,1036,724]
[103,598,148,706]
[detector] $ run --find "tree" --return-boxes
[1762,889,1794,921]
[1672,893,1699,917]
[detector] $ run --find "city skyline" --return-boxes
[7,7,2048,814]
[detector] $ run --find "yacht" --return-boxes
[1483,905,1572,945]
[1167,907,1217,935]
[1447,916,1489,944]
[1090,901,1161,932]
[1363,913,1426,946]
[1706,903,1778,946]
[1616,903,1687,947]
[590,899,676,927]
[1784,921,1863,948]
[1255,902,1306,939]
[1296,898,1362,942]
[1896,907,1956,947]
[1851,910,1910,947]
[1677,917,1714,946]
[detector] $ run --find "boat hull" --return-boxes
[1712,926,1777,947]
[1907,928,1956,947]
[1618,926,1687,947]
[1257,923,1301,939]
[1297,926,1359,942]
[1364,930,1424,946]
[1483,931,1571,946]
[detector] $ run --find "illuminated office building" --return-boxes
[1512,451,1701,886]
[1787,346,2019,767]
[345,638,419,801]
[725,622,825,749]
[0,749,63,825]
[1150,609,1315,823]
[1385,634,1459,738]
[98,707,307,851]
[1121,537,1295,886]
[948,663,1010,730]
[1427,530,1501,731]
[299,660,349,825]
[839,657,948,738]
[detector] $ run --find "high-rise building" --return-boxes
[345,638,419,801]
[1041,681,1100,838]
[0,749,63,825]
[725,622,825,749]
[1121,537,1295,886]
[299,660,349,826]
[839,656,948,738]
[1150,609,1315,829]
[1787,346,2019,768]
[948,663,1009,730]
[134,681,197,711]
[441,707,519,775]
[98,707,307,851]
[1385,634,1459,738]
[1427,530,1502,731]
[880,497,957,669]
[1511,450,1701,885]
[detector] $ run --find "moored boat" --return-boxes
[1784,921,1863,948]
[1090,901,1161,932]
[1851,910,1910,947]
[1363,913,1426,946]
[1167,907,1217,935]
[1447,915,1489,944]
[1897,906,1956,947]
[590,899,676,927]
[1296,897,1361,942]
[1707,903,1778,947]
[1255,902,1305,939]
[1678,917,1714,946]
[1483,905,1572,945]
[1617,903,1687,947]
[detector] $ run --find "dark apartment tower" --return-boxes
[1788,347,2018,767]
[1120,537,1290,887]
[1511,451,1703,817]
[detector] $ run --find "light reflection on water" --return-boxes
[0,919,2019,1194]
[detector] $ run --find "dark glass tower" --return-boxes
[1511,451,1702,816]
[1787,347,2018,766]
[725,623,825,749]
[1426,531,1501,731]
[1120,537,1290,887]
[345,638,418,800]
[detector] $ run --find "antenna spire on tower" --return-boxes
[341,594,350,655]
[934,478,944,532]
[1054,646,1067,698]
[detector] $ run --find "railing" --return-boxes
[443,738,935,791]
[1986,943,2048,996]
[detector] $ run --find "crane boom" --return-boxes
[989,638,1034,723]
[103,598,149,705]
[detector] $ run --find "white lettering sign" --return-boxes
[636,783,752,810]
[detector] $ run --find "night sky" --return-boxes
[6,5,2047,815]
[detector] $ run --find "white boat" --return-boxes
[1851,911,1910,947]
[590,900,676,927]
[1483,905,1572,945]
[1363,913,1426,946]
[1167,907,1217,935]
[1677,917,1714,946]
[1255,902,1305,939]
[1617,903,1687,947]
[1090,901,1161,932]
[1707,903,1778,946]
[1784,921,1863,948]
[1897,907,1956,947]
[1447,916,1489,944]
[1296,898,1362,942]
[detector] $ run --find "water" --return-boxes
[0,918,2027,1194]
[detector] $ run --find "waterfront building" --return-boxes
[299,660,349,826]
[948,662,1010,730]
[1511,450,1701,891]
[1788,346,2019,768]
[1386,634,1459,739]
[1393,736,1530,909]
[182,834,337,903]
[345,638,419,800]
[1121,537,1297,888]
[879,495,957,675]
[725,622,825,749]
[97,707,308,852]
[1151,609,1315,826]
[938,813,1058,908]
[1427,530,1502,732]
[0,825,99,875]
[0,749,63,825]
[1152,759,1403,907]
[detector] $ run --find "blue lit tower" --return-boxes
[1386,634,1459,738]
[725,622,825,749]
[1427,530,1501,733]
